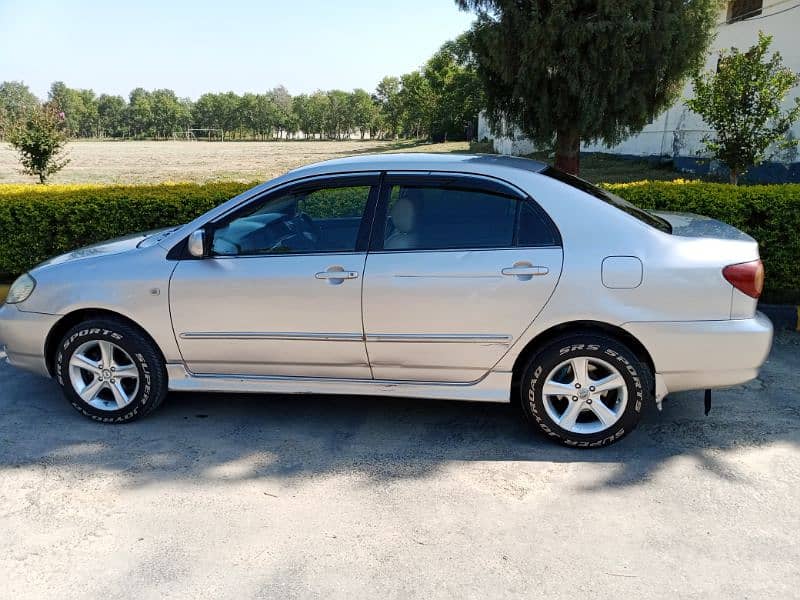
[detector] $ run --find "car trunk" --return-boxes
[651,211,755,243]
[652,211,762,319]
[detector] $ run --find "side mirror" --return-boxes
[187,229,207,258]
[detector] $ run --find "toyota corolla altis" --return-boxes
[0,154,773,447]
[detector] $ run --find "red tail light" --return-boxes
[723,260,764,299]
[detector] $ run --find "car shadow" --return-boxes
[0,333,797,489]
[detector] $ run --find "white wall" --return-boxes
[482,1,800,161]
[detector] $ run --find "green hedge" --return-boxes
[0,180,798,303]
[606,181,800,304]
[0,182,251,278]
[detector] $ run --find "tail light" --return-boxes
[723,260,764,299]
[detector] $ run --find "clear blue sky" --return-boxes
[0,0,475,100]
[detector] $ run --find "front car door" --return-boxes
[363,172,563,382]
[169,173,378,378]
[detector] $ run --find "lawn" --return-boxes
[525,151,692,184]
[0,139,470,185]
[0,139,692,185]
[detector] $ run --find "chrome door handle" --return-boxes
[501,264,549,280]
[315,267,359,284]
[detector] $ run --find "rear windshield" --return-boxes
[542,167,672,234]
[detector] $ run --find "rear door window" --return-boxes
[375,177,560,251]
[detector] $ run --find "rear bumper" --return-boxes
[623,312,773,394]
[0,303,58,377]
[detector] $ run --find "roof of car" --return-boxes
[287,152,549,177]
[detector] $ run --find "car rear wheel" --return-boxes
[55,318,168,423]
[520,333,653,448]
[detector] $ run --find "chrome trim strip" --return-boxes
[180,332,512,344]
[180,332,364,341]
[365,333,512,344]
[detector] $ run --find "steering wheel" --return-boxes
[296,212,321,243]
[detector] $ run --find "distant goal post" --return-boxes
[174,128,224,141]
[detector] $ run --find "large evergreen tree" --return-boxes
[456,0,719,174]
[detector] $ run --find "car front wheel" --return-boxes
[55,318,168,423]
[520,333,653,448]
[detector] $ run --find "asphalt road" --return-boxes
[1,333,798,599]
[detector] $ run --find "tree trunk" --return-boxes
[555,129,581,175]
[729,168,739,185]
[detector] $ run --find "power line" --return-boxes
[748,2,800,19]
[719,0,799,25]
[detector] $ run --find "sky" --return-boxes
[0,0,476,100]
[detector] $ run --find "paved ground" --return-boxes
[1,333,798,599]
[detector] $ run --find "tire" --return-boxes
[520,333,653,448]
[54,318,168,423]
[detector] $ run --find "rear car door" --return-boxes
[362,172,563,382]
[169,173,378,378]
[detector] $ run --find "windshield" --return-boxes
[541,167,672,234]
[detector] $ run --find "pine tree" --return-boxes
[456,0,719,174]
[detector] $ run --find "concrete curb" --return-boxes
[759,303,800,332]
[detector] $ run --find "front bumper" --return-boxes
[0,303,59,377]
[624,312,774,394]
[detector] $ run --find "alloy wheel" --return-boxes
[541,356,628,435]
[68,340,140,411]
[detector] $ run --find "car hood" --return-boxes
[33,227,177,271]
[651,211,755,242]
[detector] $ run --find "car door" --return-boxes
[362,172,563,383]
[169,173,378,378]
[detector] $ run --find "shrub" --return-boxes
[6,103,71,184]
[605,180,800,303]
[0,182,251,278]
[0,179,798,303]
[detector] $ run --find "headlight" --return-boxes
[5,273,36,304]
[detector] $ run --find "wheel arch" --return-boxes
[509,320,656,391]
[44,308,166,377]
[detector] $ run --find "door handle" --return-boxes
[501,263,549,280]
[315,267,359,284]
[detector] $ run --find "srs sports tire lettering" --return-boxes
[54,319,167,424]
[520,334,653,448]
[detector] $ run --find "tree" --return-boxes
[127,88,154,137]
[325,90,353,140]
[424,34,484,141]
[307,91,330,139]
[269,86,294,139]
[350,89,377,139]
[97,94,127,138]
[686,32,800,185]
[48,82,99,138]
[399,71,434,138]
[375,76,402,138]
[456,0,718,174]
[7,103,70,183]
[0,81,39,138]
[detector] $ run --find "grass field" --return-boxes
[0,140,470,185]
[0,139,691,185]
[525,151,696,183]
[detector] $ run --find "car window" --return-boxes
[211,185,371,256]
[541,167,672,234]
[379,184,558,251]
[381,185,516,251]
[517,201,560,247]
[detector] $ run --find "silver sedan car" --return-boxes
[0,154,773,447]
